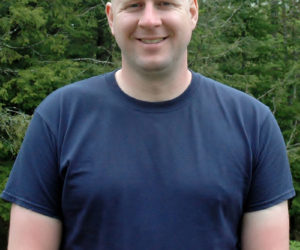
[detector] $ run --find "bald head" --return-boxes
[108,0,196,5]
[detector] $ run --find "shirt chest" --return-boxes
[59,109,251,221]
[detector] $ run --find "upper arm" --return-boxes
[8,204,62,250]
[241,201,290,250]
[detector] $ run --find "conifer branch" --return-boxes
[72,58,114,65]
[287,121,299,148]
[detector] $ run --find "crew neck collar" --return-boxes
[105,70,198,113]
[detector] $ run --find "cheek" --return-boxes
[174,19,194,38]
[114,17,137,35]
[163,16,187,30]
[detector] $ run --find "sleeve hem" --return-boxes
[0,191,62,220]
[245,188,296,212]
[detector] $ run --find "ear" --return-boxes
[106,2,115,36]
[189,0,199,30]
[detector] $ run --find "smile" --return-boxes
[139,38,166,44]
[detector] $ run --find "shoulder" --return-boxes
[36,71,115,112]
[37,71,114,112]
[194,72,268,109]
[33,71,116,134]
[192,71,272,122]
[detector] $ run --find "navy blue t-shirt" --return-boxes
[1,71,295,249]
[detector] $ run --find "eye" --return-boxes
[126,2,143,9]
[158,1,172,7]
[129,3,140,8]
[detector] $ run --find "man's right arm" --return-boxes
[7,204,62,250]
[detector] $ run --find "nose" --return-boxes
[138,3,162,28]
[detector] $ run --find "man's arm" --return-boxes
[7,204,62,250]
[241,201,290,250]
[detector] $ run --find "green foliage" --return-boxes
[290,240,300,250]
[0,0,116,112]
[0,161,12,222]
[0,161,12,250]
[3,60,113,111]
[0,107,31,159]
[0,107,30,224]
[290,147,300,240]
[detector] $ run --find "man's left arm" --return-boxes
[241,200,290,250]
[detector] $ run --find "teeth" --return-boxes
[140,38,164,44]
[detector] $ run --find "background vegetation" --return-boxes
[0,0,299,247]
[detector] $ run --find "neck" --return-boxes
[115,60,192,102]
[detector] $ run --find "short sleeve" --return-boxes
[245,111,295,212]
[1,112,62,219]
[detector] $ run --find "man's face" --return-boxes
[106,0,198,74]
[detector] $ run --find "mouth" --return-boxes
[138,37,167,44]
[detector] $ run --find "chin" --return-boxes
[138,61,172,73]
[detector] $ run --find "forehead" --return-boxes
[110,0,191,4]
[108,0,195,14]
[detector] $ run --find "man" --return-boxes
[1,0,295,249]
